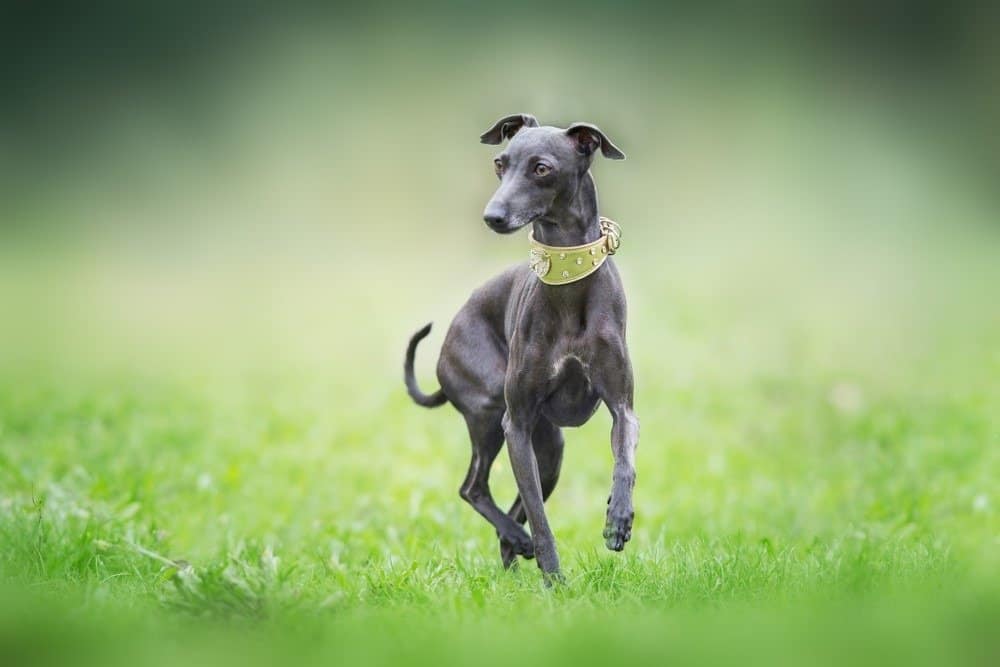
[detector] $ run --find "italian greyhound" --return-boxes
[404,113,638,581]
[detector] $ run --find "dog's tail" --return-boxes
[404,323,448,408]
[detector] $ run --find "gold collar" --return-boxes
[528,217,622,285]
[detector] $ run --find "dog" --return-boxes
[404,113,638,581]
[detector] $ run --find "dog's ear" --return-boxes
[480,113,539,144]
[565,122,626,160]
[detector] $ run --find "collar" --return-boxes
[528,217,622,285]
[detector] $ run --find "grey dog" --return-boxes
[403,113,638,580]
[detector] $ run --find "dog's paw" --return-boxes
[540,568,565,587]
[499,529,535,567]
[500,541,519,570]
[603,506,634,552]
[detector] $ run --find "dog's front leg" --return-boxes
[594,336,639,552]
[603,401,639,551]
[501,410,562,582]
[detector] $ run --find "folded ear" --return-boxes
[565,122,626,160]
[480,113,539,144]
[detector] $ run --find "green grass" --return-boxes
[2,214,999,665]
[2,32,1000,662]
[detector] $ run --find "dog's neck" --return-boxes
[530,171,603,247]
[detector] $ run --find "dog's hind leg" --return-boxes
[500,418,564,569]
[459,413,535,559]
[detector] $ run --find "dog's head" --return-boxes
[479,113,624,234]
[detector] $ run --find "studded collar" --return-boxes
[527,217,622,285]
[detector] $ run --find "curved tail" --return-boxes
[404,323,448,408]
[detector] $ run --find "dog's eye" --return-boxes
[494,160,503,177]
[534,163,551,177]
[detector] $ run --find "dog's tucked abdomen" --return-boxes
[540,355,601,427]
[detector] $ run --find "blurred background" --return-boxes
[1,0,998,378]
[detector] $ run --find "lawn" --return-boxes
[2,21,999,663]
[1,200,998,666]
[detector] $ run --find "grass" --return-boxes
[2,216,998,666]
[2,37,999,662]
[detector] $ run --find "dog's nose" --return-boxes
[484,212,504,227]
[483,204,507,228]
